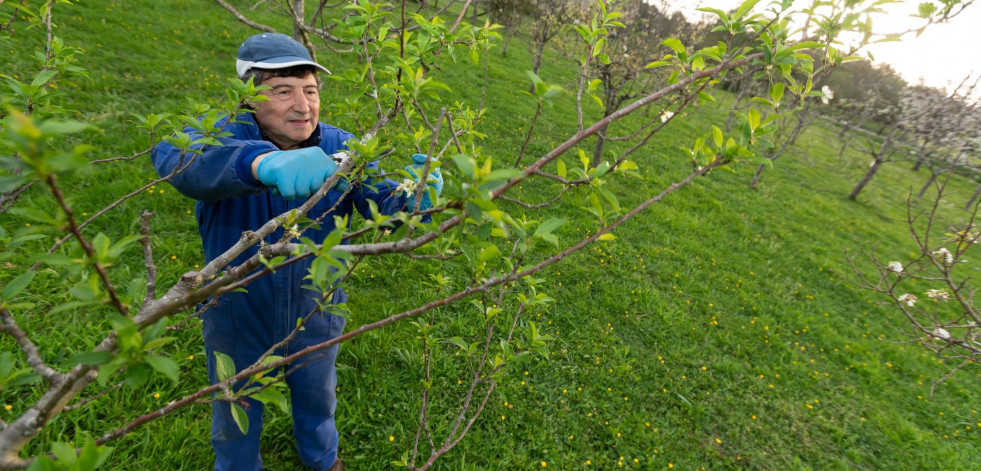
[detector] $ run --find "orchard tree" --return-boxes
[524,0,589,79]
[0,0,974,469]
[846,81,980,200]
[484,0,532,55]
[847,173,981,395]
[581,0,705,167]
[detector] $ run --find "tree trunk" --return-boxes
[912,155,925,172]
[917,171,939,198]
[849,159,882,200]
[529,41,546,94]
[532,39,546,75]
[964,183,981,211]
[749,163,766,189]
[592,122,609,168]
[502,32,512,56]
[838,134,853,159]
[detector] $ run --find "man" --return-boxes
[152,33,440,471]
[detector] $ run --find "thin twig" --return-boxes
[89,146,153,164]
[45,175,129,317]
[62,383,124,412]
[139,211,157,310]
[0,309,61,382]
[211,0,277,33]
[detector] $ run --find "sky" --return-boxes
[658,0,981,92]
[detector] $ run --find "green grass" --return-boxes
[2,0,980,470]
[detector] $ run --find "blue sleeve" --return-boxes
[151,117,278,201]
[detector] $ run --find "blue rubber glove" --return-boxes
[405,153,443,211]
[255,147,347,200]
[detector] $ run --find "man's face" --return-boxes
[253,74,320,150]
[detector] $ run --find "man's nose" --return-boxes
[291,93,311,112]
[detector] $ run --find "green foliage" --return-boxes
[1,0,980,470]
[26,436,113,471]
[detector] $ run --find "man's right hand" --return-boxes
[254,147,345,200]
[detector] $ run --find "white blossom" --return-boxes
[659,110,674,123]
[926,289,950,300]
[887,261,903,273]
[932,327,951,340]
[395,178,416,197]
[897,293,917,307]
[931,247,954,264]
[820,85,834,104]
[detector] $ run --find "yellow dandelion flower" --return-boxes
[153,393,160,399]
[389,436,394,442]
[541,461,547,467]
[4,405,11,411]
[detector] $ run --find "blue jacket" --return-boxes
[151,113,407,349]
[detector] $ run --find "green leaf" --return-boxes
[76,436,113,471]
[1,271,35,300]
[124,363,150,388]
[214,351,236,383]
[662,38,685,55]
[769,82,785,106]
[450,154,475,180]
[30,70,57,89]
[70,351,114,366]
[230,402,250,435]
[0,174,27,193]
[26,456,56,471]
[535,218,566,237]
[557,160,567,179]
[917,2,937,18]
[37,120,93,137]
[789,41,826,51]
[618,160,638,171]
[477,244,501,263]
[251,387,289,414]
[145,355,180,383]
[446,336,470,352]
[51,441,77,466]
[712,126,724,148]
[748,108,761,131]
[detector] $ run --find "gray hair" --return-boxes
[240,65,322,88]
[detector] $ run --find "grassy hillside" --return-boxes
[2,1,980,470]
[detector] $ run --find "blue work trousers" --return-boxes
[203,290,346,471]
